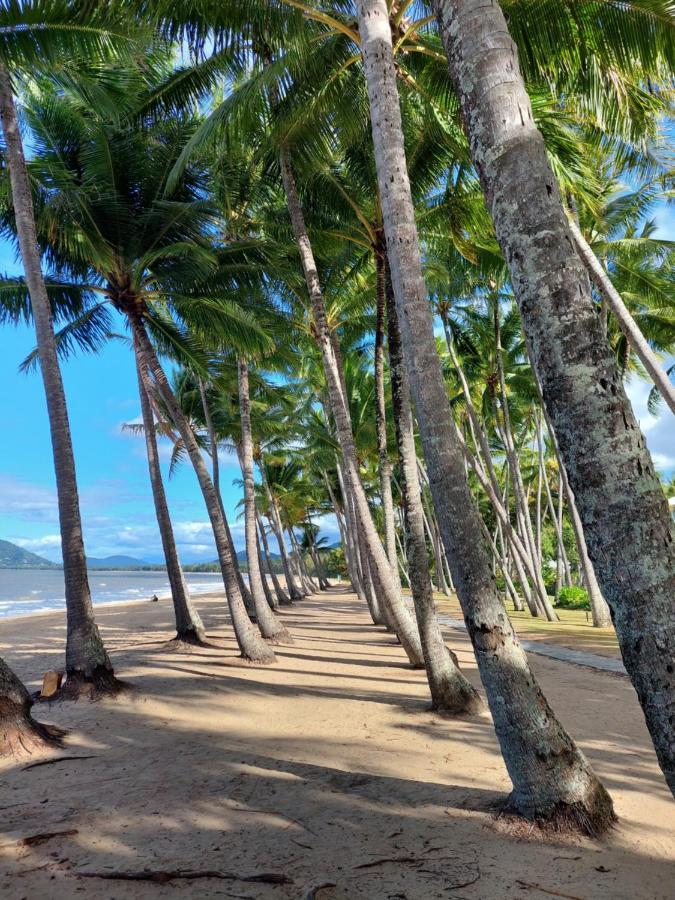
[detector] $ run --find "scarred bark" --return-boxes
[434,0,674,793]
[135,349,207,644]
[0,66,115,691]
[237,360,292,643]
[357,0,614,831]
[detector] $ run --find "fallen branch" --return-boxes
[354,856,421,869]
[22,829,78,846]
[76,869,292,885]
[516,880,584,900]
[22,755,97,771]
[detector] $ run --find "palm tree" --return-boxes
[0,2,137,692]
[0,71,276,664]
[355,0,614,832]
[135,350,207,644]
[0,655,63,757]
[433,0,675,797]
[237,357,293,641]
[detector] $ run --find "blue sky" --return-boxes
[0,205,673,564]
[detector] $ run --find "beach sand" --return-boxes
[0,587,673,898]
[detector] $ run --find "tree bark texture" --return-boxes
[434,0,675,795]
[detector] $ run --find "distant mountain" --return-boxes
[87,555,151,569]
[0,539,58,569]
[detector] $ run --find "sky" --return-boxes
[0,204,673,564]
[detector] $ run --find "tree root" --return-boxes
[50,667,131,702]
[499,788,617,838]
[76,869,292,885]
[0,714,65,759]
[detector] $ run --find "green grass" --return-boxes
[430,592,621,659]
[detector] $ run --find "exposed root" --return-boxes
[75,869,292,885]
[169,630,210,648]
[0,708,65,760]
[241,648,277,666]
[265,628,294,646]
[51,667,131,702]
[499,787,617,838]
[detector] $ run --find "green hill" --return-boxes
[0,539,58,569]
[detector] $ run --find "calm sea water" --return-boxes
[0,569,226,618]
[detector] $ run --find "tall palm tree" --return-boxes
[433,0,675,797]
[0,2,137,692]
[355,0,614,832]
[134,349,207,644]
[0,72,277,664]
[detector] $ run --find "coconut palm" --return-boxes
[0,70,277,663]
[0,0,138,695]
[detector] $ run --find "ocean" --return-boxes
[0,568,226,618]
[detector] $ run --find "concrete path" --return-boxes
[437,614,627,676]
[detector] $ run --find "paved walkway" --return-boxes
[437,614,627,676]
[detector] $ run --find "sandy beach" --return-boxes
[0,587,673,899]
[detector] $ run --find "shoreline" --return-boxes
[0,588,229,624]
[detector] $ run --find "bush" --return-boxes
[556,586,590,610]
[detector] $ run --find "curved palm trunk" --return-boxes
[257,512,290,605]
[131,315,275,664]
[0,67,114,690]
[237,360,291,643]
[136,351,206,644]
[258,540,278,610]
[374,250,401,589]
[260,465,303,601]
[197,381,255,617]
[387,268,482,714]
[280,145,424,667]
[0,656,63,757]
[435,0,674,796]
[541,405,612,628]
[567,218,675,415]
[357,0,613,831]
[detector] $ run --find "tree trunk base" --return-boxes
[265,628,294,646]
[54,667,129,701]
[170,629,210,648]
[502,783,616,838]
[0,702,65,759]
[241,646,277,665]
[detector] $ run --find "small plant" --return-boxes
[556,586,590,611]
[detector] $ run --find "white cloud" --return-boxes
[625,374,675,474]
[0,475,57,523]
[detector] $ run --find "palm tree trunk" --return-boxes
[434,0,675,796]
[493,307,556,621]
[374,249,401,589]
[257,536,278,609]
[387,268,482,713]
[260,464,303,601]
[280,145,424,667]
[0,656,63,757]
[257,512,290,604]
[237,360,291,642]
[357,0,614,831]
[130,313,275,664]
[197,380,254,615]
[567,217,675,415]
[0,66,115,690]
[135,349,206,644]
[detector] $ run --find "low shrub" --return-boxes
[556,586,590,610]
